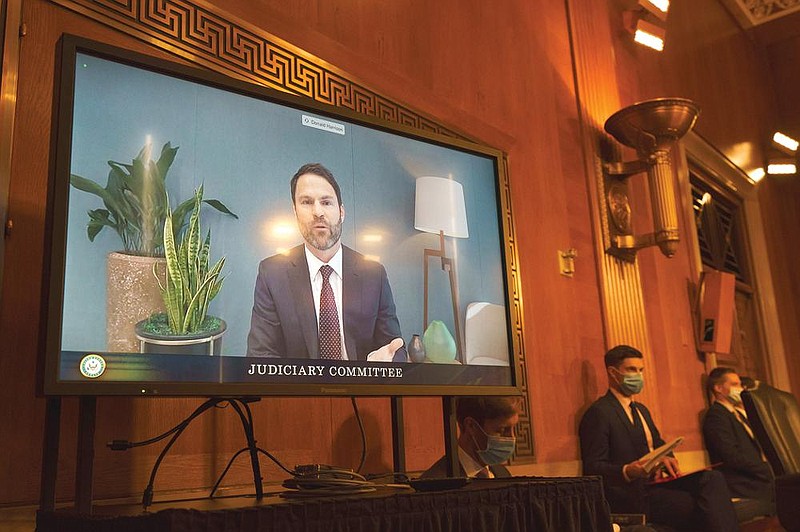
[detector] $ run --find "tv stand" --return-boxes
[390,396,406,473]
[76,396,96,513]
[442,396,460,477]
[39,396,266,514]
[39,395,410,515]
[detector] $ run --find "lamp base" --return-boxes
[422,231,464,362]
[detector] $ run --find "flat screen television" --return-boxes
[42,34,522,396]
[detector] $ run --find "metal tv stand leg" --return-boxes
[442,396,459,477]
[391,397,405,473]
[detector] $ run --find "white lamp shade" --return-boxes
[414,176,469,238]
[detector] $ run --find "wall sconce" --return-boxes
[414,176,469,361]
[601,98,700,262]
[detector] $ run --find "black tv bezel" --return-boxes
[41,34,523,397]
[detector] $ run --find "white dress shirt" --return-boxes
[304,245,348,360]
[717,400,756,441]
[610,387,654,452]
[458,446,494,478]
[610,387,655,482]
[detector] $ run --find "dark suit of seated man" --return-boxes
[422,397,519,479]
[702,367,775,508]
[246,163,405,361]
[579,345,739,532]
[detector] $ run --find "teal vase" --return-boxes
[422,320,457,363]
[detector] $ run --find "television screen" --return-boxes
[43,35,522,396]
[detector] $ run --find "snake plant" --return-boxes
[155,186,227,335]
[70,142,236,257]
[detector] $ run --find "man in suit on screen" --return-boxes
[579,345,739,531]
[246,163,405,361]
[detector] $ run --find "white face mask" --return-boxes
[728,386,743,404]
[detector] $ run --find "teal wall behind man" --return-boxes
[63,52,506,356]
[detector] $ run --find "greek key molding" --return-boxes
[51,0,468,138]
[49,0,533,458]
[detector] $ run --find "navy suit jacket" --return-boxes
[579,390,666,514]
[702,401,774,501]
[246,244,404,360]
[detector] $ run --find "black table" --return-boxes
[37,476,613,532]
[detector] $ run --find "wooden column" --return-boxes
[565,0,659,413]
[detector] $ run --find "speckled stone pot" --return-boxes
[106,252,166,352]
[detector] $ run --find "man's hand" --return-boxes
[658,455,681,478]
[624,455,681,482]
[366,338,404,362]
[623,460,649,480]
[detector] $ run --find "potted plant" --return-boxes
[135,186,229,355]
[70,141,236,352]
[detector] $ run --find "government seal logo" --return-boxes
[79,354,106,378]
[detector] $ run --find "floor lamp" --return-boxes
[414,176,469,362]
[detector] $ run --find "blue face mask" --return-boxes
[471,422,516,465]
[614,368,644,395]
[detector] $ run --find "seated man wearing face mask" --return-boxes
[421,396,519,478]
[702,367,775,507]
[579,345,739,532]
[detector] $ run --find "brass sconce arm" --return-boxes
[604,160,649,177]
[614,232,664,252]
[599,98,699,262]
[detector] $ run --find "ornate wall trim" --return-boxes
[721,0,800,26]
[50,0,468,139]
[48,0,533,458]
[0,0,23,301]
[741,0,800,23]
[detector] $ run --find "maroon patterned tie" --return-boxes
[318,265,342,360]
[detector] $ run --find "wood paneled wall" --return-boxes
[0,0,796,505]
[760,34,800,396]
[758,174,800,395]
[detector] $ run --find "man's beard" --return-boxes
[301,215,343,251]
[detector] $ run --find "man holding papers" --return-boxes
[579,345,738,531]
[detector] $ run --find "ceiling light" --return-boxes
[639,0,669,20]
[767,160,797,175]
[772,131,799,153]
[633,19,666,51]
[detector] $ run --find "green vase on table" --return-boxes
[422,320,457,363]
